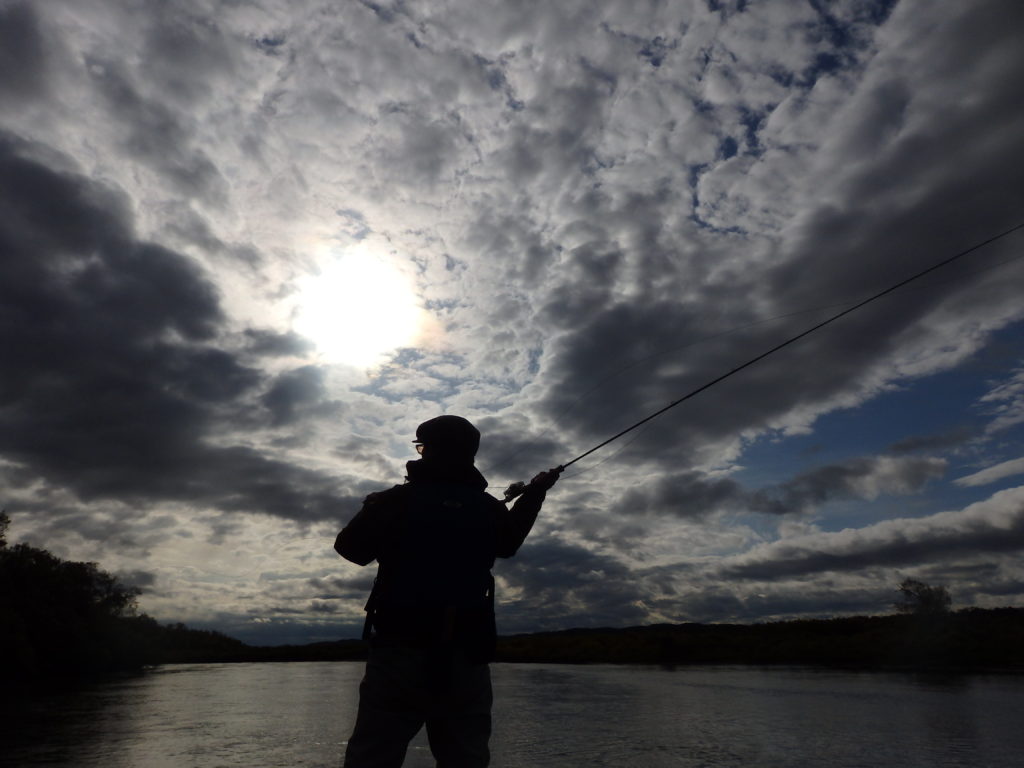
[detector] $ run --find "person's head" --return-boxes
[412,415,480,463]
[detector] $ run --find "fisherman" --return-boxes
[335,414,560,768]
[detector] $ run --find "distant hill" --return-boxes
[204,608,1024,670]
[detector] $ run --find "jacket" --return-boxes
[335,457,547,660]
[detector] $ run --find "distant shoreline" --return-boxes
[7,521,1021,683]
[172,607,1024,672]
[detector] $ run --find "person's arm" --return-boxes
[334,486,404,566]
[496,468,561,558]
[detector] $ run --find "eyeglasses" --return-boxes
[415,443,425,455]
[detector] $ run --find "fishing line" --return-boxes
[557,240,1024,478]
[487,296,896,478]
[481,300,858,478]
[560,423,652,480]
[489,223,1024,490]
[558,220,1024,472]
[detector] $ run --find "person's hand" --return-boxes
[529,466,563,492]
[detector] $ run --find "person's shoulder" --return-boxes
[361,484,408,507]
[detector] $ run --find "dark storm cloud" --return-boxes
[620,470,745,519]
[116,569,158,590]
[242,329,315,358]
[262,365,339,426]
[495,538,650,631]
[749,455,947,515]
[538,296,760,456]
[915,561,1000,584]
[475,415,567,483]
[0,134,351,522]
[617,455,945,518]
[969,577,1024,599]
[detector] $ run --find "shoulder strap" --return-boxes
[362,575,380,641]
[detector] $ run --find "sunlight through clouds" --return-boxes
[292,242,427,368]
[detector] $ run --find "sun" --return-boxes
[292,243,424,368]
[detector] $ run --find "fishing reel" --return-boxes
[501,466,565,504]
[502,481,527,504]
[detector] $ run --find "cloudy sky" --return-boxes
[2,0,1023,646]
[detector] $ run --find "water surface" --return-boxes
[3,662,1022,767]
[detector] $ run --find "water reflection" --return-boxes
[2,664,361,768]
[2,673,149,765]
[2,663,1023,768]
[488,665,1023,768]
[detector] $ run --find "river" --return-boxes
[2,662,1022,767]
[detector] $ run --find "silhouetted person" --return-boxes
[335,415,560,768]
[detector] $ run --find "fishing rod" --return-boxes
[501,221,1024,503]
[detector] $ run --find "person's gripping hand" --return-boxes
[529,466,563,492]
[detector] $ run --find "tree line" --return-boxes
[495,580,1021,668]
[0,512,258,681]
[494,608,1024,668]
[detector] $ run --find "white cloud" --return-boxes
[980,368,1024,434]
[722,485,1024,580]
[955,457,1024,488]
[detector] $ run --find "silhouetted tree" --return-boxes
[0,530,144,676]
[1,515,256,678]
[895,578,951,615]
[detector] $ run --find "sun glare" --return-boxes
[293,244,424,368]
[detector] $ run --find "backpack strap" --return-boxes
[361,575,380,641]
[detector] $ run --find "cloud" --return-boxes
[306,573,376,602]
[618,454,946,518]
[721,486,1024,580]
[0,132,356,521]
[494,536,651,632]
[262,365,337,426]
[620,470,746,519]
[750,455,948,515]
[501,0,1024,476]
[979,368,1024,434]
[242,329,315,358]
[116,569,158,590]
[889,427,974,455]
[955,457,1024,488]
[3,0,1024,640]
[0,2,49,104]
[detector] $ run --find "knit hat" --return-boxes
[412,415,481,459]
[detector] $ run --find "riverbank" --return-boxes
[116,606,1024,671]
[8,607,1024,681]
[495,608,1024,669]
